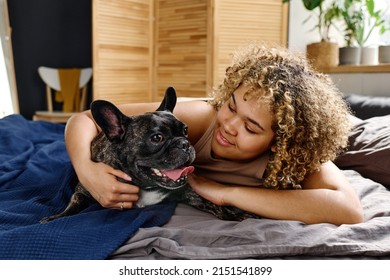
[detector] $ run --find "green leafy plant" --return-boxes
[338,0,389,47]
[282,0,340,42]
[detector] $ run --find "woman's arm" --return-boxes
[188,161,364,225]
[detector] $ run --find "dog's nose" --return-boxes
[178,139,190,150]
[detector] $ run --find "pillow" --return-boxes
[335,115,390,187]
[344,94,390,120]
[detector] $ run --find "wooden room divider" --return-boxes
[93,0,288,104]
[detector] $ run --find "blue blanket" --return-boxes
[0,115,176,259]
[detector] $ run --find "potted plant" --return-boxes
[358,0,389,64]
[379,41,390,64]
[337,0,362,64]
[377,11,390,64]
[338,0,389,65]
[283,0,340,71]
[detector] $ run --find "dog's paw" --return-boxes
[39,215,58,224]
[39,217,50,224]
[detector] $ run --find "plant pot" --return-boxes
[339,47,361,65]
[306,41,339,71]
[379,45,390,63]
[360,46,378,65]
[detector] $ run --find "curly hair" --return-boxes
[208,43,352,189]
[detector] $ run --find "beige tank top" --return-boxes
[193,117,269,187]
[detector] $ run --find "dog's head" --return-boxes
[90,87,196,192]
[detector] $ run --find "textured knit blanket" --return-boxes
[0,115,175,259]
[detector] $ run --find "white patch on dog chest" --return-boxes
[136,190,168,208]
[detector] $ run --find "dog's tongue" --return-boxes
[161,166,195,181]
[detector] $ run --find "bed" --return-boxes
[0,94,389,260]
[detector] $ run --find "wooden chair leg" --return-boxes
[46,85,53,112]
[80,85,88,111]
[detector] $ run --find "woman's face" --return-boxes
[211,84,275,162]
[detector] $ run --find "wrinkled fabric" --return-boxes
[111,171,390,259]
[0,115,175,259]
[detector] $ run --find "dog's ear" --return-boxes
[90,100,129,143]
[156,87,177,112]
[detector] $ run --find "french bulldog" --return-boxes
[40,87,258,223]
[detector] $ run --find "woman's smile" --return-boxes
[215,129,234,147]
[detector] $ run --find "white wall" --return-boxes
[288,0,343,52]
[330,73,390,96]
[288,0,390,96]
[0,39,13,118]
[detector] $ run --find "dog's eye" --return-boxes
[183,126,188,136]
[151,133,164,143]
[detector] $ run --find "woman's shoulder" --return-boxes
[174,100,216,144]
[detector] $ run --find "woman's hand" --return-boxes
[76,161,139,209]
[187,174,230,206]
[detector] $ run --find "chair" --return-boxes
[33,66,92,123]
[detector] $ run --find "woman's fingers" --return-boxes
[108,168,132,182]
[82,163,140,208]
[110,181,139,195]
[117,200,137,210]
[98,179,140,208]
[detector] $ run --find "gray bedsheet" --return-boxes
[109,170,390,259]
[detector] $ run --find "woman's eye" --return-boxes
[228,102,236,113]
[151,133,164,143]
[245,125,257,134]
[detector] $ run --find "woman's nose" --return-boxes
[224,116,240,135]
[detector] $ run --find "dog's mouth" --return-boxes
[149,165,195,189]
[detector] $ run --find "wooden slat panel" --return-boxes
[93,0,288,103]
[93,0,153,104]
[212,0,288,86]
[154,0,208,100]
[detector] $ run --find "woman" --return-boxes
[65,43,363,225]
